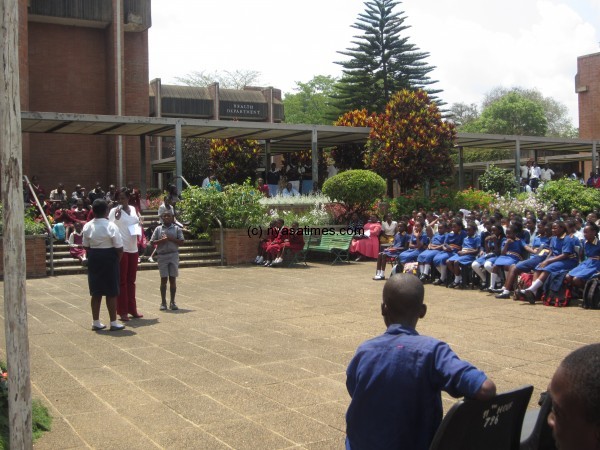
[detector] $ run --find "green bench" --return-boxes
[306,233,354,265]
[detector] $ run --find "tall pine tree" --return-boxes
[334,0,441,114]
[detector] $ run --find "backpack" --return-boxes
[513,273,534,300]
[541,271,571,307]
[52,222,65,241]
[403,262,418,275]
[582,277,600,309]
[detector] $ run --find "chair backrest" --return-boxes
[429,385,533,450]
[520,391,557,450]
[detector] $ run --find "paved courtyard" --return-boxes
[1,262,598,449]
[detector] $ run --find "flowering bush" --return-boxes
[490,192,550,217]
[259,193,332,206]
[454,188,495,212]
[265,203,332,227]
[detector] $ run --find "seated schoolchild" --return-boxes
[71,198,89,224]
[446,222,480,289]
[471,223,504,289]
[518,221,579,303]
[346,274,496,450]
[487,224,526,292]
[379,213,397,245]
[432,219,466,286]
[417,222,448,282]
[264,219,287,267]
[565,221,600,290]
[398,220,429,264]
[496,222,551,299]
[68,221,87,265]
[254,219,277,265]
[270,221,305,266]
[373,222,408,280]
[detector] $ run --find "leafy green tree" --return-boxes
[364,89,455,193]
[209,139,262,185]
[175,69,261,89]
[461,92,548,136]
[449,102,479,127]
[322,170,386,214]
[482,87,577,137]
[334,0,441,114]
[330,109,376,171]
[181,138,211,186]
[283,75,340,124]
[478,165,518,196]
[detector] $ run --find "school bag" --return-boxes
[403,262,418,275]
[540,271,571,307]
[513,273,534,301]
[582,277,600,309]
[52,222,65,241]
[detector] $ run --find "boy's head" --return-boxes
[548,343,600,450]
[381,274,426,329]
[161,210,174,225]
[92,199,108,219]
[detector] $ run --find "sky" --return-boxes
[148,0,600,125]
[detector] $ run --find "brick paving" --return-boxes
[0,262,598,449]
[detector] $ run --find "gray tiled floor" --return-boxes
[1,262,598,449]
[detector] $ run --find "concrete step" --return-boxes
[48,244,216,259]
[47,258,223,276]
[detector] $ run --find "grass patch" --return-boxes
[0,362,52,448]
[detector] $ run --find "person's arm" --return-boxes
[168,228,184,246]
[473,379,497,400]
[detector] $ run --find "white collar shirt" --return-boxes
[82,218,123,249]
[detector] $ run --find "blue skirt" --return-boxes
[417,249,441,264]
[87,248,120,297]
[399,249,421,263]
[516,256,545,272]
[568,259,600,280]
[433,251,454,266]
[493,255,521,268]
[536,258,578,274]
[448,254,476,265]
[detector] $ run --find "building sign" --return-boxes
[220,101,267,120]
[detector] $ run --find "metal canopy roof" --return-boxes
[457,132,595,153]
[20,111,370,152]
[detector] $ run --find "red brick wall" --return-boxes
[0,236,47,279]
[212,229,260,265]
[577,52,600,140]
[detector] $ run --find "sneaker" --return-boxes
[110,323,125,331]
[495,292,511,299]
[372,275,385,280]
[92,323,106,331]
[256,256,264,265]
[148,257,154,263]
[160,303,167,311]
[170,302,179,311]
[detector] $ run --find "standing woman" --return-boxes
[109,188,143,321]
[82,199,125,331]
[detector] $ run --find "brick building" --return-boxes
[19,0,151,192]
[576,52,600,173]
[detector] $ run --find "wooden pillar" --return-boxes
[1,0,33,447]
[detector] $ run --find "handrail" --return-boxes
[175,175,191,189]
[213,216,225,266]
[23,175,54,276]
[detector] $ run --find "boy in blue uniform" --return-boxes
[345,274,496,450]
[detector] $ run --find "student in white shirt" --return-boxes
[83,199,124,331]
[109,188,144,322]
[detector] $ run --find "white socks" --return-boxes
[472,262,485,281]
[454,275,462,283]
[489,273,499,289]
[527,279,543,294]
[423,264,431,275]
[437,265,447,281]
[484,260,494,273]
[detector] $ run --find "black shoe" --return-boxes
[170,302,179,311]
[495,292,511,299]
[524,290,537,304]
[418,274,428,283]
[160,303,167,311]
[447,282,458,289]
[110,324,125,331]
[432,279,444,286]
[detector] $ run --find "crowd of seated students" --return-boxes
[23,177,177,266]
[361,207,600,303]
[253,218,305,267]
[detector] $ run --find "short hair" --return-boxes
[560,343,600,424]
[382,274,424,317]
[92,199,108,218]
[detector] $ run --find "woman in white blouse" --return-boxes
[109,188,143,321]
[379,213,398,245]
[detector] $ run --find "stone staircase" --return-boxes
[46,209,222,276]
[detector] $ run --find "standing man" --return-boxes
[529,160,542,191]
[266,163,280,197]
[541,164,555,184]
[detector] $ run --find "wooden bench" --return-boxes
[306,233,354,265]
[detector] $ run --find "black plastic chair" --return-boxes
[520,391,557,450]
[429,385,533,450]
